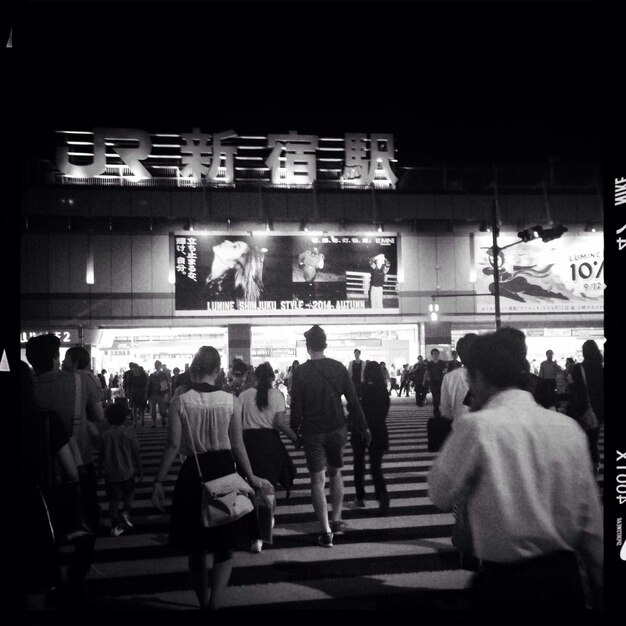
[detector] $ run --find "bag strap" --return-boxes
[73,373,82,436]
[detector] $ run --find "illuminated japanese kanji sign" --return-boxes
[55,128,398,189]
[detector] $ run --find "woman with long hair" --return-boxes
[206,240,264,303]
[239,362,299,553]
[151,346,262,610]
[569,340,604,473]
[349,360,391,514]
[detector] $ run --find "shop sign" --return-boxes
[20,329,79,345]
[525,329,545,337]
[251,347,272,357]
[55,128,398,189]
[174,233,399,316]
[272,348,297,357]
[572,328,604,337]
[475,233,604,314]
[547,329,572,337]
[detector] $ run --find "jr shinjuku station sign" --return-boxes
[55,128,398,189]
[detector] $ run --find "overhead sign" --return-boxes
[20,329,80,345]
[174,233,399,316]
[475,233,604,313]
[55,128,398,189]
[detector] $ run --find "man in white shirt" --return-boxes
[428,328,603,618]
[439,333,477,423]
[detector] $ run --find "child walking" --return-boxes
[99,403,143,536]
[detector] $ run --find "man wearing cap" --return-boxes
[290,325,371,548]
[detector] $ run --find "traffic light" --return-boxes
[517,224,568,243]
[517,225,543,242]
[539,225,568,242]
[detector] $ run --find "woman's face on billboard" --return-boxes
[213,240,248,266]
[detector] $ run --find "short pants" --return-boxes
[105,477,135,501]
[302,426,348,473]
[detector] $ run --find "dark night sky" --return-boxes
[18,1,603,167]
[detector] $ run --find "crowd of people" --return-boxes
[21,327,604,616]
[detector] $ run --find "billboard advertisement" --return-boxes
[174,233,399,316]
[474,233,604,313]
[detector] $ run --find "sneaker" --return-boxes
[250,539,263,553]
[346,499,366,509]
[120,511,134,528]
[110,525,125,537]
[330,520,349,534]
[317,531,333,548]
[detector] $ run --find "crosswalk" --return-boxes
[64,397,604,611]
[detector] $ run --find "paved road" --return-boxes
[64,396,603,612]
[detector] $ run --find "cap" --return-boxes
[304,325,327,350]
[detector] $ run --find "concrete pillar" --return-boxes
[424,321,453,360]
[228,324,251,365]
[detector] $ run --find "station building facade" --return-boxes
[20,128,604,376]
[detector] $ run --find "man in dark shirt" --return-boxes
[426,348,447,418]
[347,349,364,398]
[290,326,371,548]
[413,356,428,406]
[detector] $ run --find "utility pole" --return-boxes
[491,200,502,330]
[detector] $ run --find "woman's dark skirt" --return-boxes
[169,450,259,553]
[242,428,297,496]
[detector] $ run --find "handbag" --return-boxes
[182,413,255,528]
[578,366,599,431]
[42,411,94,546]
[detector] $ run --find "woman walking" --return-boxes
[151,346,262,610]
[569,340,604,473]
[239,362,299,552]
[349,361,391,514]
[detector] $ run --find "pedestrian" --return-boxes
[425,349,447,417]
[413,356,428,406]
[128,363,149,426]
[290,325,371,547]
[439,334,477,423]
[25,334,105,606]
[284,360,299,408]
[428,329,603,617]
[240,362,299,552]
[348,361,390,514]
[389,363,399,396]
[147,360,171,428]
[379,361,391,393]
[62,346,105,408]
[98,369,109,405]
[222,358,248,397]
[538,349,562,408]
[398,364,411,397]
[446,350,462,372]
[21,361,81,609]
[98,403,143,537]
[151,346,262,610]
[347,349,365,398]
[171,367,181,391]
[569,340,604,473]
